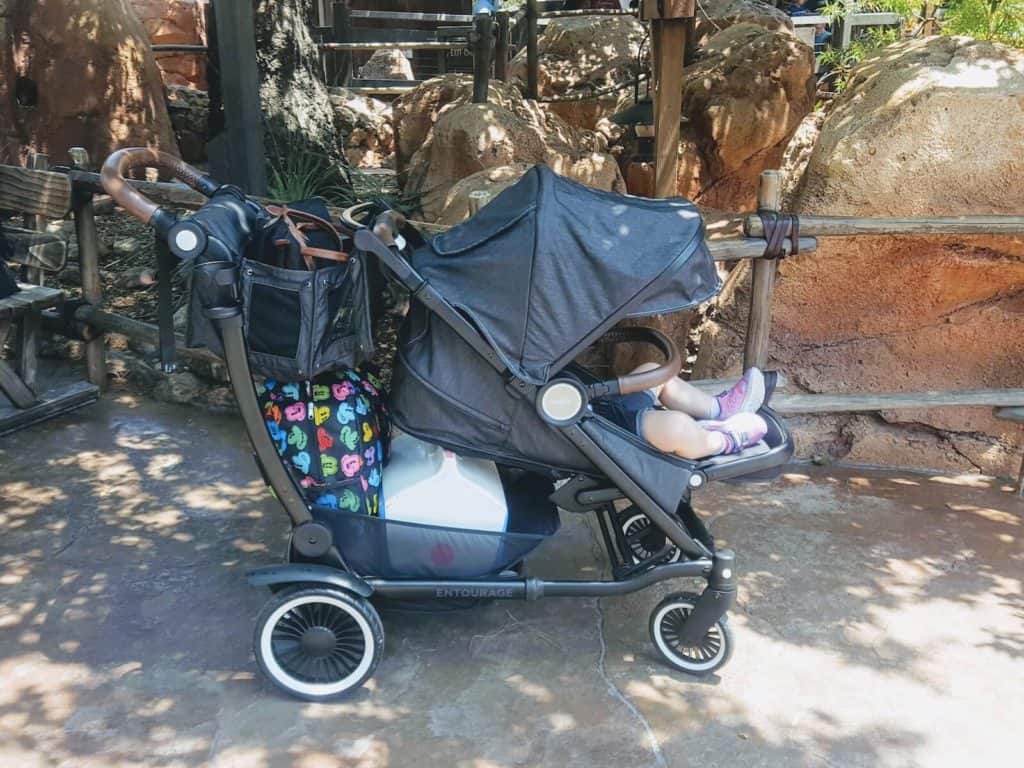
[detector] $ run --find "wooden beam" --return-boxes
[708,236,817,262]
[526,0,539,100]
[0,165,71,220]
[76,307,226,368]
[743,170,782,370]
[72,189,107,391]
[0,380,99,437]
[744,213,1024,238]
[651,15,688,198]
[1,227,67,271]
[772,388,1024,414]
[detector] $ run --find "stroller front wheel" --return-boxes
[254,586,384,701]
[649,592,733,676]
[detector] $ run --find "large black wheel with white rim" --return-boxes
[649,592,733,675]
[254,586,384,701]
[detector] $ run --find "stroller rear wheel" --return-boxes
[254,586,384,701]
[649,592,733,676]
[619,508,682,565]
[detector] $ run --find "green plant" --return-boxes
[267,149,349,203]
[942,0,1024,45]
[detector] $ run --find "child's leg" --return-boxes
[628,362,717,419]
[627,363,765,420]
[639,409,725,460]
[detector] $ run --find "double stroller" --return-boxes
[101,150,793,701]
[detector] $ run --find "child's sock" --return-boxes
[703,412,769,456]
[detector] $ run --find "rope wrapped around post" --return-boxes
[757,211,800,260]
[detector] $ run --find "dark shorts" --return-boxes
[591,390,658,436]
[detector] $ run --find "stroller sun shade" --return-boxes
[413,165,721,384]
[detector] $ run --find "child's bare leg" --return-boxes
[639,409,724,460]
[628,362,717,419]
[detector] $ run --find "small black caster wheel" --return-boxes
[649,592,733,676]
[254,586,384,701]
[619,508,681,565]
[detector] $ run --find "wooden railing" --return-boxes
[3,160,1023,490]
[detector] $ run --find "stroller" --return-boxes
[101,150,793,701]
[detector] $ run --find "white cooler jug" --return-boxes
[381,433,509,575]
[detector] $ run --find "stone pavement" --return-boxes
[1,392,1021,767]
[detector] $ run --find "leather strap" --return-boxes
[758,211,800,260]
[265,204,349,270]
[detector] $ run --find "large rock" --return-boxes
[329,88,396,168]
[680,23,813,211]
[165,85,208,163]
[131,0,207,88]
[404,99,624,221]
[507,14,647,130]
[357,49,414,81]
[694,0,795,46]
[0,0,179,165]
[697,36,1024,475]
[392,75,528,176]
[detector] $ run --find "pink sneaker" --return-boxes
[713,368,766,420]
[702,412,768,456]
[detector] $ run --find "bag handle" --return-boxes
[265,204,350,270]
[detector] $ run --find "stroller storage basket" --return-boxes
[188,255,375,380]
[312,472,560,579]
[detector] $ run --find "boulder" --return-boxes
[436,164,532,226]
[0,0,179,164]
[165,85,208,163]
[329,88,395,169]
[392,74,528,176]
[357,49,414,81]
[130,0,207,88]
[694,0,795,46]
[404,100,624,221]
[696,36,1024,475]
[678,22,813,211]
[507,14,647,130]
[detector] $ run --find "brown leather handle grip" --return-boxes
[101,148,210,224]
[602,327,682,395]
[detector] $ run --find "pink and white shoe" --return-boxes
[712,368,766,420]
[702,412,768,456]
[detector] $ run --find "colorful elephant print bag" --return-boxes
[256,366,390,516]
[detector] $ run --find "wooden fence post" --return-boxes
[71,183,108,391]
[743,170,783,370]
[472,11,493,103]
[23,153,49,285]
[495,11,510,82]
[526,0,539,100]
[647,1,692,198]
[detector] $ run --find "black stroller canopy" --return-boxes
[414,165,720,384]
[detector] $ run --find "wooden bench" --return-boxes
[0,158,99,435]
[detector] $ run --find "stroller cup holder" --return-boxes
[101,149,795,701]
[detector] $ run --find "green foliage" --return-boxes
[267,150,348,203]
[942,0,1024,45]
[266,148,419,216]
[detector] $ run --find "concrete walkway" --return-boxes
[1,392,1021,768]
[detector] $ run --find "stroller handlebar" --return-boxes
[601,327,682,395]
[101,147,220,233]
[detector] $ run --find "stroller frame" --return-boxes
[100,149,793,700]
